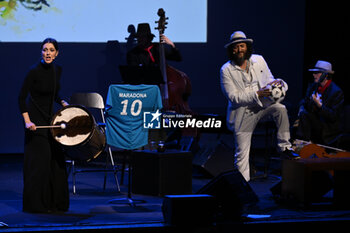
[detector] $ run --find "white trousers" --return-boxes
[233,103,291,181]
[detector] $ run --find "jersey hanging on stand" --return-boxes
[105,84,162,150]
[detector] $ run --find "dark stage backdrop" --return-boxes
[1,1,305,153]
[303,1,349,102]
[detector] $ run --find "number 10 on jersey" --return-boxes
[120,99,142,116]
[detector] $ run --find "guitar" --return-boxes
[293,139,350,159]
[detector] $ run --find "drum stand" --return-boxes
[108,150,145,207]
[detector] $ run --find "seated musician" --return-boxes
[125,23,183,146]
[294,60,344,146]
[126,22,182,84]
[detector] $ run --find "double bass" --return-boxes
[155,8,193,115]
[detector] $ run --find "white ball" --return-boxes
[266,83,286,103]
[60,123,66,129]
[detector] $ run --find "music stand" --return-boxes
[108,150,145,207]
[119,65,164,85]
[106,84,162,207]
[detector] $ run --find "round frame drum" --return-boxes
[51,105,106,161]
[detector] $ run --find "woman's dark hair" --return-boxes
[41,37,59,50]
[226,42,253,61]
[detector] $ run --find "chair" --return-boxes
[68,92,120,194]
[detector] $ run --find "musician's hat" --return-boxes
[308,60,334,74]
[135,23,155,38]
[224,31,253,48]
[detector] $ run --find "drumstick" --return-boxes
[36,123,66,129]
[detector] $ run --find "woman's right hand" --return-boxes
[22,112,36,131]
[25,122,36,131]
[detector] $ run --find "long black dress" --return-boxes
[18,61,69,213]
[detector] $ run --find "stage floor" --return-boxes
[1,151,350,233]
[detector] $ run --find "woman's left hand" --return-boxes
[61,100,69,107]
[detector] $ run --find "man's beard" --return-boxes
[233,52,248,66]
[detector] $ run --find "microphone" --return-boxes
[318,72,328,84]
[313,72,328,95]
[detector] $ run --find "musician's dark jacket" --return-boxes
[298,81,344,144]
[127,43,182,67]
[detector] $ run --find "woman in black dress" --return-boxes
[18,38,70,213]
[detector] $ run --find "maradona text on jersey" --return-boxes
[119,92,147,98]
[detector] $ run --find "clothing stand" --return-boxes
[108,150,145,207]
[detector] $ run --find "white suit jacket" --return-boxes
[220,54,288,131]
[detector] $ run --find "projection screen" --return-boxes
[0,0,207,42]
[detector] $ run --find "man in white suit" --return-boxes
[220,31,299,181]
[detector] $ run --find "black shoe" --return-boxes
[280,149,300,160]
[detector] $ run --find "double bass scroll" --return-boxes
[155,8,193,115]
[155,8,169,106]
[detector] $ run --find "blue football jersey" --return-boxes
[105,84,162,150]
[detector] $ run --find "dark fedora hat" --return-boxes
[135,23,155,38]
